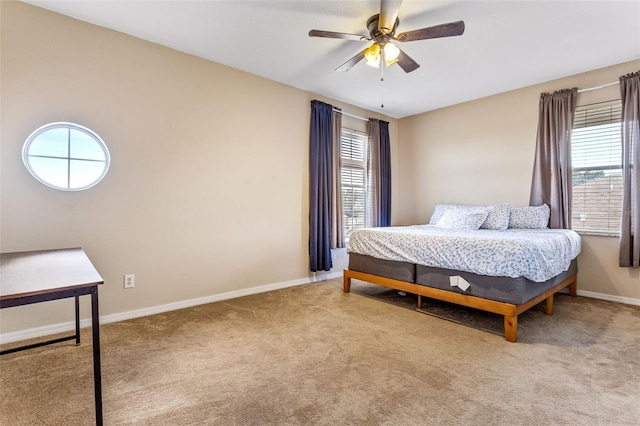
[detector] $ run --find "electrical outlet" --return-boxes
[124,274,135,289]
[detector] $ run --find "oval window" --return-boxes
[23,122,110,191]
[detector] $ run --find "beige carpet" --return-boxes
[1,278,639,425]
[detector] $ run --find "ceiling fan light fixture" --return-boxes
[364,44,381,68]
[384,57,399,67]
[366,58,381,68]
[383,42,400,61]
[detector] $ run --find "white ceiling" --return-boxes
[23,0,640,119]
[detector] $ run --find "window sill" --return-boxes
[574,231,620,238]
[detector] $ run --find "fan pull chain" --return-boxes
[380,62,384,108]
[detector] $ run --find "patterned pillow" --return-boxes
[430,203,511,230]
[429,204,456,225]
[480,203,511,230]
[430,204,481,225]
[508,204,550,229]
[435,208,489,230]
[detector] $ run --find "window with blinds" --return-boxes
[571,100,623,236]
[341,129,368,239]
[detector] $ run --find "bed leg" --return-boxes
[568,279,577,297]
[343,272,351,293]
[546,295,554,316]
[504,316,518,343]
[417,295,422,309]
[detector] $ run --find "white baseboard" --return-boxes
[3,272,637,345]
[576,290,640,306]
[0,271,343,345]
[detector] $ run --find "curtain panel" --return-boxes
[367,119,381,227]
[366,119,391,228]
[379,120,392,227]
[619,71,640,268]
[331,108,345,249]
[530,88,578,229]
[309,100,334,272]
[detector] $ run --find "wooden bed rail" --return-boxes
[343,269,577,343]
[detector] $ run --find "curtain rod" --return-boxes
[578,81,618,93]
[332,108,368,122]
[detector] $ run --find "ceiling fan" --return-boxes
[308,0,464,73]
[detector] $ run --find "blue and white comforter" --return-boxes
[348,225,581,282]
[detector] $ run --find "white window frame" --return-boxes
[571,100,623,237]
[340,128,368,240]
[22,122,110,191]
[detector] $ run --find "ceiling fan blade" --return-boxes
[396,20,465,42]
[396,48,420,73]
[309,29,369,41]
[335,49,367,72]
[379,0,403,34]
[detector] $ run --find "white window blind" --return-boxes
[571,100,623,236]
[341,129,368,239]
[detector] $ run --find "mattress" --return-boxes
[348,225,581,282]
[415,260,578,304]
[348,253,416,283]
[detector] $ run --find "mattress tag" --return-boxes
[449,276,470,291]
[457,277,471,291]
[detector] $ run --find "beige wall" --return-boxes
[0,1,398,335]
[397,60,640,302]
[2,1,637,339]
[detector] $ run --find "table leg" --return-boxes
[91,287,103,426]
[75,295,81,346]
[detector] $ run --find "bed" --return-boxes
[343,204,581,342]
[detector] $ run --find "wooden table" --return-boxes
[0,247,104,425]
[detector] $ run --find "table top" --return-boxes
[0,248,103,301]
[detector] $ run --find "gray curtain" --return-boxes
[309,100,333,271]
[331,108,345,249]
[530,88,578,229]
[367,119,381,227]
[379,120,391,227]
[619,71,640,268]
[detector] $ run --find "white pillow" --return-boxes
[480,203,511,230]
[429,204,482,225]
[508,204,550,229]
[429,204,457,225]
[436,208,489,230]
[430,203,511,230]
